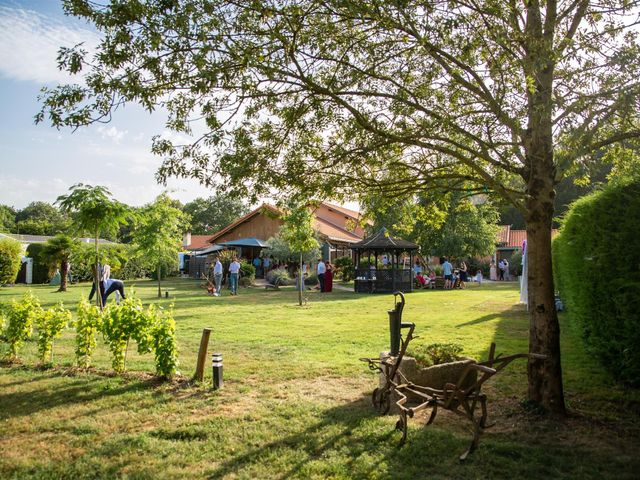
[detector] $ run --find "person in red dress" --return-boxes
[324,261,334,292]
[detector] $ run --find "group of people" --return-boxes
[489,259,510,281]
[315,258,334,293]
[206,255,242,296]
[413,258,481,290]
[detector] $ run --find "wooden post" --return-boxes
[194,328,212,382]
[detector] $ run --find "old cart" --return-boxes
[361,293,546,460]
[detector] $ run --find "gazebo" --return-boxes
[350,228,419,293]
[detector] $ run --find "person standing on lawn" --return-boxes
[228,256,241,295]
[317,258,326,292]
[324,261,334,293]
[213,256,223,296]
[442,257,453,289]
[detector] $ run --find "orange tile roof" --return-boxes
[507,230,527,248]
[497,225,510,244]
[497,227,560,249]
[186,235,215,251]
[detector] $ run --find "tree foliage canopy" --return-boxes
[183,194,249,235]
[38,1,640,207]
[133,193,190,270]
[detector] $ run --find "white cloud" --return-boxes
[97,125,128,144]
[0,6,100,84]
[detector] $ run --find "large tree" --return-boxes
[0,205,16,233]
[183,195,249,235]
[38,1,640,413]
[362,191,499,259]
[14,202,70,236]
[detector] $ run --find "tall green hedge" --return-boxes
[0,237,22,285]
[553,180,640,386]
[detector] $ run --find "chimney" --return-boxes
[183,232,192,248]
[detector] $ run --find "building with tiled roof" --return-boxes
[183,202,365,261]
[495,226,558,262]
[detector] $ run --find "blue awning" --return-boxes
[219,237,270,248]
[193,244,225,256]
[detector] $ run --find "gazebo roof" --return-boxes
[350,228,419,250]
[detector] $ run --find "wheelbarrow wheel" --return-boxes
[372,387,391,415]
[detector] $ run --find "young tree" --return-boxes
[280,203,320,306]
[133,193,190,298]
[42,234,78,292]
[38,1,640,413]
[56,184,130,308]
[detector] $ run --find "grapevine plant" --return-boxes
[152,305,179,378]
[3,292,42,359]
[35,302,71,364]
[75,298,102,368]
[102,296,154,373]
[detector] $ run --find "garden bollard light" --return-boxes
[212,353,223,389]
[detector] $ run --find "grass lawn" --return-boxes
[1,279,638,479]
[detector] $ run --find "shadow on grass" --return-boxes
[202,392,640,480]
[0,369,169,420]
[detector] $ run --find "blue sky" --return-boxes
[0,0,215,209]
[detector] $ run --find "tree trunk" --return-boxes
[298,252,303,306]
[58,259,68,292]
[157,264,162,298]
[526,211,565,414]
[522,1,565,415]
[95,230,103,310]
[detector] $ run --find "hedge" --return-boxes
[0,237,22,285]
[553,179,640,386]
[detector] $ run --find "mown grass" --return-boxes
[1,279,638,479]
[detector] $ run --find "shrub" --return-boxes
[117,254,150,280]
[333,256,354,281]
[240,261,256,283]
[75,298,103,368]
[35,302,71,364]
[0,237,22,285]
[304,273,318,286]
[509,249,523,277]
[152,305,179,378]
[410,342,464,368]
[554,179,640,386]
[3,292,42,359]
[466,259,491,278]
[266,268,293,286]
[70,243,132,282]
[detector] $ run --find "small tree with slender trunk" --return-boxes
[280,203,320,306]
[42,234,78,292]
[56,184,130,308]
[132,193,190,298]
